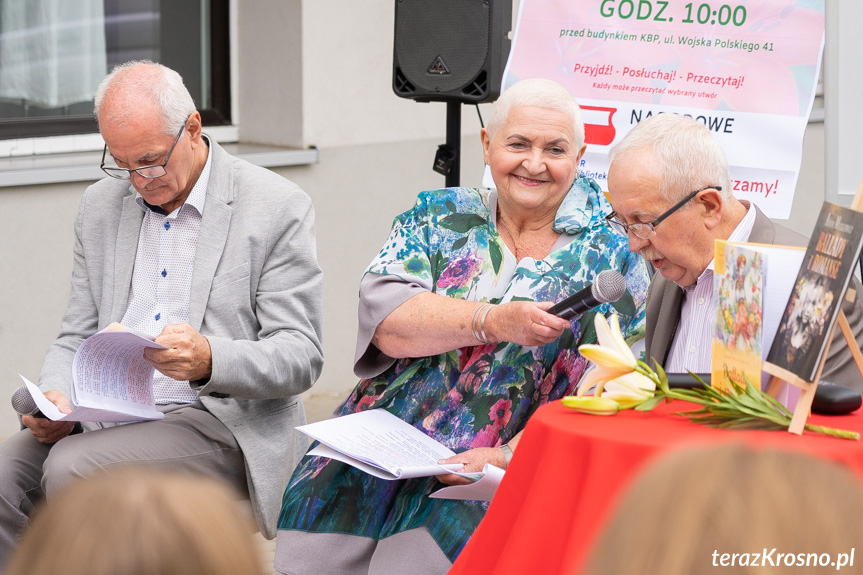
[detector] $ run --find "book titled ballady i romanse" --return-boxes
[767,203,863,382]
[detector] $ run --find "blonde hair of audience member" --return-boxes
[586,444,863,574]
[6,467,264,575]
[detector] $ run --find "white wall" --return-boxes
[0,183,84,438]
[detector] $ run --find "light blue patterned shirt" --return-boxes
[121,139,212,404]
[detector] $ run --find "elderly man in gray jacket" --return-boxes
[0,60,323,568]
[605,113,863,391]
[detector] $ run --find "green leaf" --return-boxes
[758,387,794,418]
[444,349,460,371]
[451,236,469,251]
[653,361,669,393]
[734,392,767,412]
[366,360,425,409]
[438,213,486,233]
[620,257,631,276]
[489,238,503,274]
[688,371,710,388]
[634,395,664,411]
[445,199,457,213]
[430,250,449,284]
[388,360,424,393]
[469,395,504,429]
[576,310,598,347]
[611,290,636,317]
[521,367,537,400]
[557,328,575,350]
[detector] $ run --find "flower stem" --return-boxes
[630,373,860,441]
[804,424,861,441]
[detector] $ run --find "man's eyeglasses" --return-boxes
[100,114,192,180]
[605,185,721,240]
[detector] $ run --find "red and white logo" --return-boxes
[580,105,617,146]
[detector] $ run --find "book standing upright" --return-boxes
[712,240,806,408]
[764,201,863,434]
[712,241,766,392]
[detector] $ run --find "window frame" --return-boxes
[0,0,231,141]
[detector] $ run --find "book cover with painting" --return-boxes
[712,241,765,392]
[767,202,863,382]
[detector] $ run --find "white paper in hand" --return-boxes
[298,409,464,480]
[19,375,164,423]
[430,464,506,502]
[70,323,165,412]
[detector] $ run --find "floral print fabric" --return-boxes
[278,177,650,561]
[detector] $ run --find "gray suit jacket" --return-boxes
[38,139,324,538]
[645,206,863,391]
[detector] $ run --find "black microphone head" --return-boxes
[11,386,39,416]
[590,270,627,304]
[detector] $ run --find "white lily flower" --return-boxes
[577,313,638,397]
[605,371,655,395]
[596,312,636,364]
[576,364,622,397]
[580,313,636,369]
[578,344,635,373]
[602,372,656,407]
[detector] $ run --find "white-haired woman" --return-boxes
[275,78,650,575]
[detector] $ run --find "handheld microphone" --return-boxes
[547,270,627,320]
[11,386,44,418]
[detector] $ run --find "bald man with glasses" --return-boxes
[0,60,323,568]
[605,113,863,390]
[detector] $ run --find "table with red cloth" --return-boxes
[449,399,863,575]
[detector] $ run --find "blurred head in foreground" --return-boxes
[586,443,863,574]
[6,467,264,575]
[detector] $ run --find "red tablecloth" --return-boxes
[449,399,863,575]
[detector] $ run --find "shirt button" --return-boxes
[161,269,167,277]
[697,297,705,305]
[688,346,696,354]
[155,313,161,321]
[164,221,171,230]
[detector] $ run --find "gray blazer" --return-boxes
[645,205,863,391]
[38,139,324,538]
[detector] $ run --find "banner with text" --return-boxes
[504,0,824,219]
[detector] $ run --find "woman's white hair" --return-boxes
[487,78,585,149]
[608,113,732,204]
[94,60,197,135]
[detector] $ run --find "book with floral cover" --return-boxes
[712,241,765,391]
[711,240,806,407]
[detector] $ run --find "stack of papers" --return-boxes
[297,409,505,501]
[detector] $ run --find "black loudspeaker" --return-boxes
[393,0,512,104]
